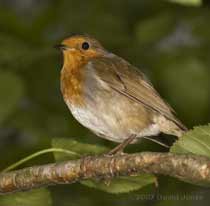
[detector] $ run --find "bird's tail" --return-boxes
[155,115,188,138]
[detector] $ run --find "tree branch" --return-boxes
[0,152,210,194]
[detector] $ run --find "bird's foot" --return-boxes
[105,134,136,156]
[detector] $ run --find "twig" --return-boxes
[0,152,210,194]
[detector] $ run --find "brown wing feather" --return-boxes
[88,55,186,130]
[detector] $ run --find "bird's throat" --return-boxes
[60,53,86,106]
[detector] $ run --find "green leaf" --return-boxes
[0,189,52,206]
[170,124,210,186]
[52,138,156,193]
[52,137,108,161]
[168,0,202,6]
[0,71,24,124]
[81,175,156,194]
[171,124,210,158]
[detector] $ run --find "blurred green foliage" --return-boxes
[0,0,210,205]
[168,0,202,6]
[0,71,24,124]
[0,189,52,206]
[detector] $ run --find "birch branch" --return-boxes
[0,152,210,194]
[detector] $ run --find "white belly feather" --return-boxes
[66,100,160,143]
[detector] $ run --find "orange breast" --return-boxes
[60,53,86,106]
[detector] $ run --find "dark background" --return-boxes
[0,0,210,205]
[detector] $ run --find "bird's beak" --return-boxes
[54,44,67,51]
[54,44,75,51]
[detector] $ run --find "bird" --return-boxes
[56,34,187,154]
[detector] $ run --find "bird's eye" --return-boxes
[82,42,90,50]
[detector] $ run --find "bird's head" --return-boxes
[56,35,107,65]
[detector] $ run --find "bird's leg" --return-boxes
[107,134,136,155]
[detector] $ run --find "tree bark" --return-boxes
[0,152,210,194]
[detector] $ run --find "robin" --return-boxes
[56,35,187,154]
